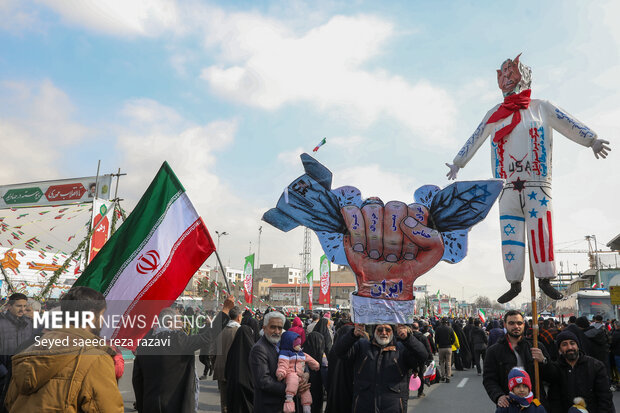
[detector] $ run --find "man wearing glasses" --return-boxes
[334,323,428,412]
[483,310,550,410]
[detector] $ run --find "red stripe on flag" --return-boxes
[111,218,215,350]
[538,218,546,262]
[530,230,539,263]
[547,211,554,261]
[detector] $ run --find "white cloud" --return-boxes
[332,164,418,204]
[277,147,305,166]
[36,0,180,36]
[0,0,42,32]
[0,80,89,183]
[199,13,457,146]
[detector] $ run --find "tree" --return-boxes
[474,296,493,309]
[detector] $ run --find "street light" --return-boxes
[214,231,229,303]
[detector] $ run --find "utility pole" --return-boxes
[257,226,262,269]
[215,231,228,304]
[299,228,312,307]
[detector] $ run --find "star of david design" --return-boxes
[503,224,516,236]
[511,177,526,192]
[466,184,491,203]
[505,252,515,263]
[539,197,549,207]
[528,208,538,218]
[527,191,537,200]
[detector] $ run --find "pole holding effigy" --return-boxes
[528,255,540,401]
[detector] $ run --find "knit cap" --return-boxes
[508,367,531,392]
[556,330,579,347]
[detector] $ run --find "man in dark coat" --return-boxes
[132,307,212,413]
[578,315,611,375]
[0,293,33,413]
[544,330,614,413]
[470,319,487,375]
[483,310,549,410]
[334,323,428,413]
[434,317,455,382]
[249,311,310,412]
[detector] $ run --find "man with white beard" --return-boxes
[249,311,311,412]
[334,323,428,412]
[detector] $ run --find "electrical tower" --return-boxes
[299,227,312,306]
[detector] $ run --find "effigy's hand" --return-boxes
[342,199,444,301]
[592,138,611,159]
[445,163,460,180]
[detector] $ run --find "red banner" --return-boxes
[88,200,112,263]
[319,255,330,305]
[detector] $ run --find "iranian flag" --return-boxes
[243,254,254,304]
[74,162,215,349]
[306,270,313,310]
[478,308,487,324]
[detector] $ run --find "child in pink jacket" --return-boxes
[276,331,320,413]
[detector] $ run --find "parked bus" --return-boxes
[555,289,614,322]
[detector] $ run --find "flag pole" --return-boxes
[528,253,540,401]
[214,250,231,295]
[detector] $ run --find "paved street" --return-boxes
[119,356,620,412]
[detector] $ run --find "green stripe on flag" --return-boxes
[74,162,185,294]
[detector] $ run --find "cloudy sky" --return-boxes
[1,0,618,305]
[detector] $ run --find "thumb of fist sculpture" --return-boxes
[342,199,444,301]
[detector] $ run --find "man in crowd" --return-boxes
[544,330,614,413]
[411,322,433,397]
[334,323,428,412]
[483,310,549,409]
[4,286,123,412]
[0,293,33,412]
[580,315,611,376]
[434,317,455,382]
[306,312,320,333]
[249,311,310,412]
[213,306,242,413]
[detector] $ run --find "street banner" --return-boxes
[74,162,215,349]
[0,175,112,209]
[244,254,254,304]
[319,254,330,304]
[306,270,313,310]
[87,199,114,263]
[412,285,427,293]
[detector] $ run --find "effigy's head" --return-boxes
[497,53,532,96]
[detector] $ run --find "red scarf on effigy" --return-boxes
[487,89,531,143]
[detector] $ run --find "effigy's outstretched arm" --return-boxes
[447,106,498,180]
[542,100,611,158]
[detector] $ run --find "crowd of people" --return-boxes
[0,290,619,412]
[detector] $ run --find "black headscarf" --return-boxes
[313,317,333,354]
[241,311,261,343]
[325,325,354,413]
[303,332,325,413]
[225,325,255,413]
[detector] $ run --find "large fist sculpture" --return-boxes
[342,199,443,301]
[263,153,502,323]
